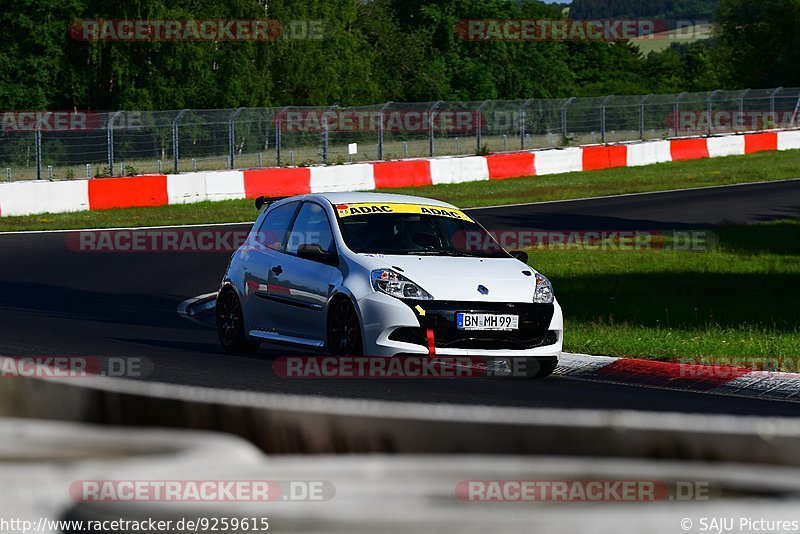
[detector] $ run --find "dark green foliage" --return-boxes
[0,0,790,110]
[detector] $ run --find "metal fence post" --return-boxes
[172,109,189,173]
[561,97,575,142]
[276,106,289,166]
[228,107,244,170]
[706,90,720,136]
[321,105,337,164]
[475,100,489,153]
[35,126,42,180]
[519,99,534,149]
[378,101,392,160]
[770,87,783,116]
[640,94,652,140]
[600,95,613,144]
[428,101,443,157]
[738,89,751,131]
[107,111,123,173]
[673,93,686,136]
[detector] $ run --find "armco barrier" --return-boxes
[626,139,672,167]
[778,129,800,151]
[533,147,583,175]
[707,136,745,158]
[87,175,168,210]
[3,359,800,465]
[166,172,207,205]
[581,145,627,171]
[205,170,245,201]
[1,128,799,217]
[373,159,432,188]
[669,138,709,161]
[744,131,778,153]
[0,180,90,217]
[310,163,375,192]
[430,156,489,184]
[7,418,800,534]
[244,167,312,198]
[485,152,536,179]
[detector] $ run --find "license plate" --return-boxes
[456,313,519,331]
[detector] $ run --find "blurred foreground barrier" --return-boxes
[4,417,800,534]
[2,357,800,465]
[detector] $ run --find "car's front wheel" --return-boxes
[216,288,260,354]
[327,297,363,357]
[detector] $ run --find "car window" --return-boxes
[256,201,299,251]
[338,213,509,258]
[286,202,335,255]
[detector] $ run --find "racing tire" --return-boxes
[216,289,260,355]
[327,297,363,357]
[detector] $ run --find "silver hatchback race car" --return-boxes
[217,192,563,377]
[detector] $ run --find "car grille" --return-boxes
[391,301,556,351]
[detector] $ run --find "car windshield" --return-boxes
[336,207,510,258]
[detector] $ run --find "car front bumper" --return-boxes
[357,292,563,358]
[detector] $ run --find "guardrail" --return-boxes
[3,88,800,181]
[6,360,800,531]
[6,417,800,533]
[3,357,800,464]
[3,128,799,217]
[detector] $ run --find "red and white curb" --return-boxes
[558,353,800,402]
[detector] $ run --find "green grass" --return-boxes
[532,220,800,366]
[2,148,800,232]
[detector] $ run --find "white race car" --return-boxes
[216,192,563,378]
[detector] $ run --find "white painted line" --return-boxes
[0,220,253,236]
[464,177,800,211]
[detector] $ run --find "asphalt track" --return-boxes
[1,179,799,416]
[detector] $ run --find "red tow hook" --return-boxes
[426,328,436,357]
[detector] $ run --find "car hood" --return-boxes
[358,254,539,303]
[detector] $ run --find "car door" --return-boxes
[241,201,300,331]
[266,201,339,342]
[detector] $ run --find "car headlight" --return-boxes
[371,269,433,300]
[534,273,554,304]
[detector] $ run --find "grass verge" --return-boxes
[532,220,800,366]
[1,148,799,232]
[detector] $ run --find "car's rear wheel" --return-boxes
[216,289,260,354]
[327,297,363,357]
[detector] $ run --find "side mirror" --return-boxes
[255,196,268,210]
[509,250,529,263]
[297,243,338,265]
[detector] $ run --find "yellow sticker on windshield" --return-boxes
[335,203,473,222]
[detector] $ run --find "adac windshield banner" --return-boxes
[335,203,474,222]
